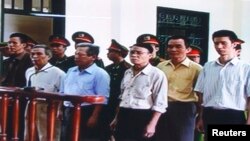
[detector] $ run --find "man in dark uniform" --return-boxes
[1,33,33,140]
[48,35,74,72]
[71,31,105,68]
[101,39,131,140]
[136,34,165,66]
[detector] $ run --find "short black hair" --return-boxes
[76,43,100,56]
[166,35,189,47]
[9,33,28,43]
[131,43,154,53]
[212,30,239,42]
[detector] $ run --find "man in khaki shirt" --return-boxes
[156,35,202,141]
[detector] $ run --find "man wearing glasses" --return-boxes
[111,43,168,141]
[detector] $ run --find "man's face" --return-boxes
[30,48,50,68]
[166,39,190,61]
[187,54,201,64]
[150,44,159,58]
[8,37,25,54]
[24,45,32,53]
[49,43,66,57]
[213,37,236,56]
[75,47,95,68]
[129,46,152,65]
[107,49,120,61]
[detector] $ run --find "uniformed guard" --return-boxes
[234,38,244,58]
[48,34,74,72]
[101,39,131,141]
[25,36,38,53]
[71,31,105,68]
[72,31,94,44]
[187,45,203,64]
[136,33,165,66]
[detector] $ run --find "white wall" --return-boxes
[65,0,112,65]
[66,0,250,65]
[237,0,250,61]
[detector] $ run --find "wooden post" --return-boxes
[0,88,104,141]
[28,99,37,141]
[47,100,57,141]
[0,94,8,141]
[12,96,20,141]
[71,103,81,141]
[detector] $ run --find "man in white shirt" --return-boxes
[24,44,65,141]
[112,43,168,141]
[194,30,250,141]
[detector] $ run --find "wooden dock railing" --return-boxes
[0,86,104,141]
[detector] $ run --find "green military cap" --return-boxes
[72,31,94,44]
[136,34,160,46]
[49,34,70,47]
[108,39,129,58]
[26,36,38,47]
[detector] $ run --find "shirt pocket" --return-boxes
[42,83,57,92]
[175,76,193,94]
[226,77,244,95]
[133,84,151,100]
[77,80,94,91]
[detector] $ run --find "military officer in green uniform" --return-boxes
[136,33,165,66]
[48,35,74,72]
[70,31,105,68]
[101,39,131,141]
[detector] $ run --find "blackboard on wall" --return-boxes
[156,7,209,65]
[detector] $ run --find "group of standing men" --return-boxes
[0,29,250,141]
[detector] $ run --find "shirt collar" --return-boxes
[128,63,153,76]
[73,63,97,74]
[165,57,191,67]
[215,57,239,66]
[14,51,27,60]
[141,63,153,75]
[37,63,53,72]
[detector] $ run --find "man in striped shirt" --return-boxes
[194,30,250,141]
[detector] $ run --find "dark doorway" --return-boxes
[156,7,209,65]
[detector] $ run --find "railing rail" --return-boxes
[0,86,104,141]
